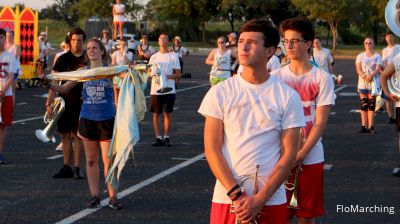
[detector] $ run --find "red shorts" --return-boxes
[286,163,324,219]
[210,202,287,224]
[1,96,13,127]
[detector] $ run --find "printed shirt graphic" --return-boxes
[0,51,16,96]
[355,52,383,90]
[272,65,336,164]
[212,49,231,79]
[81,78,115,121]
[312,47,333,73]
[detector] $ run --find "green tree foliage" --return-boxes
[40,0,79,27]
[145,0,222,43]
[353,0,386,44]
[291,0,358,52]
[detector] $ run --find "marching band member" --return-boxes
[112,0,125,40]
[199,19,305,224]
[137,35,155,62]
[111,39,133,104]
[312,36,333,74]
[5,30,21,104]
[355,37,383,133]
[49,38,123,209]
[148,33,181,147]
[0,28,16,165]
[205,36,237,86]
[382,31,400,124]
[46,27,87,179]
[272,17,336,224]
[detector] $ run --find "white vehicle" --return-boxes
[114,34,140,53]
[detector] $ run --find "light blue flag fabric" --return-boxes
[106,69,140,190]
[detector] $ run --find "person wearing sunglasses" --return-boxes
[355,37,383,133]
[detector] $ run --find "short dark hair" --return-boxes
[239,19,280,48]
[0,28,6,36]
[280,17,315,42]
[385,30,394,37]
[68,27,87,42]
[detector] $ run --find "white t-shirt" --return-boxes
[382,45,400,66]
[391,55,400,107]
[171,46,188,58]
[112,50,133,65]
[198,74,305,205]
[312,47,333,73]
[39,40,51,62]
[272,65,336,165]
[211,49,232,79]
[148,52,181,95]
[355,52,383,89]
[0,51,16,96]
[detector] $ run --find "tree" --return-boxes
[145,0,221,43]
[291,0,358,52]
[40,0,79,27]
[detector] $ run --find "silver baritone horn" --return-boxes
[151,62,172,94]
[35,97,65,143]
[386,0,400,97]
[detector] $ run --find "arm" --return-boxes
[296,105,330,165]
[49,80,78,95]
[167,69,181,80]
[111,53,117,66]
[380,63,398,101]
[356,62,367,80]
[0,72,14,97]
[328,60,333,74]
[205,50,215,65]
[235,127,300,222]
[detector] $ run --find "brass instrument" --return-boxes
[284,128,306,209]
[386,0,400,97]
[231,165,260,224]
[151,62,172,93]
[35,97,65,143]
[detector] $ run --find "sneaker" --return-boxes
[164,138,172,147]
[53,165,74,178]
[151,138,164,146]
[358,126,368,134]
[394,169,400,177]
[74,167,84,179]
[108,197,123,210]
[387,118,396,124]
[87,196,100,208]
[367,127,376,134]
[0,154,5,165]
[55,142,63,152]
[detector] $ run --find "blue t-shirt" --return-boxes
[80,66,115,121]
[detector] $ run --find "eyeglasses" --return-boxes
[217,41,225,44]
[364,42,373,45]
[281,39,307,46]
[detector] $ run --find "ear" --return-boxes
[306,40,313,51]
[265,46,276,58]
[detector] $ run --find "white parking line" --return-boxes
[54,153,205,224]
[324,164,333,170]
[12,116,43,124]
[334,85,347,93]
[172,157,206,161]
[339,92,358,97]
[46,155,63,160]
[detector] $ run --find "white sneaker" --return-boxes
[55,142,63,151]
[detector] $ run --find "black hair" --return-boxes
[239,19,280,48]
[280,17,315,42]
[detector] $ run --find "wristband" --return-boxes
[227,184,240,197]
[229,187,244,201]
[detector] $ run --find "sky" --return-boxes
[2,0,149,10]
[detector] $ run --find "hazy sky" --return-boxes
[2,0,149,10]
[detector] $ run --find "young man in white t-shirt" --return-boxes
[381,54,400,177]
[199,19,305,224]
[0,28,16,164]
[148,33,181,147]
[382,31,400,124]
[271,18,336,224]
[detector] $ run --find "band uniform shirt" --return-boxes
[148,51,181,95]
[355,52,383,90]
[272,65,336,165]
[312,47,333,73]
[53,51,88,103]
[382,44,400,66]
[198,74,305,205]
[0,51,16,96]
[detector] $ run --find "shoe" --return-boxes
[394,169,400,177]
[108,197,123,210]
[74,167,84,179]
[358,126,367,134]
[151,138,164,146]
[387,118,396,124]
[0,154,6,165]
[53,165,74,178]
[367,127,376,134]
[87,196,100,208]
[55,142,63,152]
[164,138,172,147]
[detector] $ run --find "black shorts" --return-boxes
[396,107,400,132]
[150,94,175,114]
[78,117,114,141]
[57,101,82,134]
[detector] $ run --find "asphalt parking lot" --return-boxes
[0,55,400,224]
